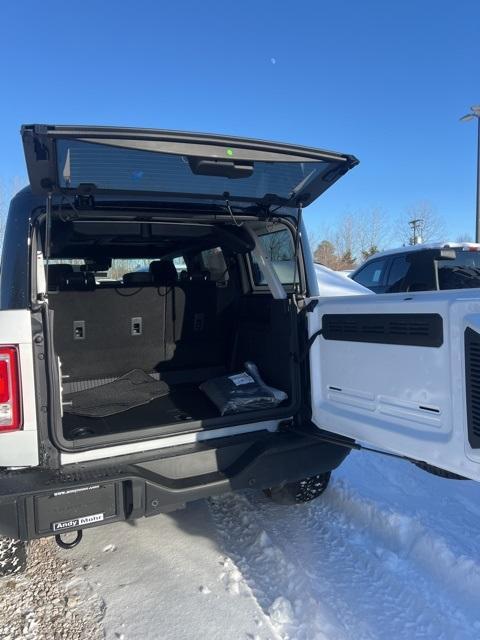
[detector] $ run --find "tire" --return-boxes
[264,472,332,505]
[0,536,28,577]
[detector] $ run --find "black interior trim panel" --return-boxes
[322,313,444,347]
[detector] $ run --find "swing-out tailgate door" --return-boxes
[21,124,358,209]
[308,289,480,481]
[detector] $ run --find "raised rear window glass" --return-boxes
[56,139,332,204]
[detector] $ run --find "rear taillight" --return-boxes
[0,347,21,431]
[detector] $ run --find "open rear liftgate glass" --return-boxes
[21,125,358,206]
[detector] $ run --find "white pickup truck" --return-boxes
[0,124,478,575]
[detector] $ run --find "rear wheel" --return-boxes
[264,472,331,505]
[0,536,28,577]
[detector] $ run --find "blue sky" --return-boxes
[1,0,479,242]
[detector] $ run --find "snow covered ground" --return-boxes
[3,449,480,639]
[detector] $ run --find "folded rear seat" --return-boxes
[49,269,167,381]
[49,259,230,384]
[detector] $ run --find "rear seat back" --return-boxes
[50,286,166,380]
[150,260,178,285]
[48,264,73,290]
[164,269,225,369]
[122,271,153,286]
[50,260,234,381]
[64,272,96,290]
[48,266,95,292]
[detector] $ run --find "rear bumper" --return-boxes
[0,430,349,540]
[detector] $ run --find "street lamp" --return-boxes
[460,105,480,242]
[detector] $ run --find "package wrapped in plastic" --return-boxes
[199,361,288,416]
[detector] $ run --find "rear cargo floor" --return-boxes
[62,384,219,440]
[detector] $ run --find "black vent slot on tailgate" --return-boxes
[465,327,480,448]
[322,313,443,347]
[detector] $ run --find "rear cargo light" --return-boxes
[0,347,21,431]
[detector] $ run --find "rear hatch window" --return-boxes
[22,125,358,210]
[58,139,330,204]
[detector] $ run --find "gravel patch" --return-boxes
[0,538,105,639]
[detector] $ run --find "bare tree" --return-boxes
[311,202,446,269]
[261,230,291,261]
[395,201,446,246]
[311,207,391,269]
[356,207,391,260]
[332,214,357,264]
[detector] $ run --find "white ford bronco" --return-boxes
[0,124,478,574]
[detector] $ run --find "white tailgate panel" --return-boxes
[309,292,480,481]
[0,310,38,467]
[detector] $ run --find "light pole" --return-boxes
[409,218,423,245]
[460,105,480,242]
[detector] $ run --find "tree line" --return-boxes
[310,202,470,270]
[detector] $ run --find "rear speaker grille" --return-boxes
[465,327,480,447]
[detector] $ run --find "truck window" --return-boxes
[353,258,388,290]
[385,255,410,292]
[251,229,297,285]
[437,251,480,290]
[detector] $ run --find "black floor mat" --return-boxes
[63,384,219,440]
[63,369,170,418]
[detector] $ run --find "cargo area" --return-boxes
[45,217,299,445]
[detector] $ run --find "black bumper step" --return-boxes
[0,431,349,540]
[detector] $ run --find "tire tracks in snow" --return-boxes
[210,480,480,640]
[210,493,348,640]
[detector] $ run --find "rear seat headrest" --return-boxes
[188,269,211,282]
[123,271,153,286]
[63,272,96,291]
[48,264,74,290]
[149,260,178,284]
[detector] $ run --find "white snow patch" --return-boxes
[55,448,480,639]
[66,500,276,640]
[268,597,294,625]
